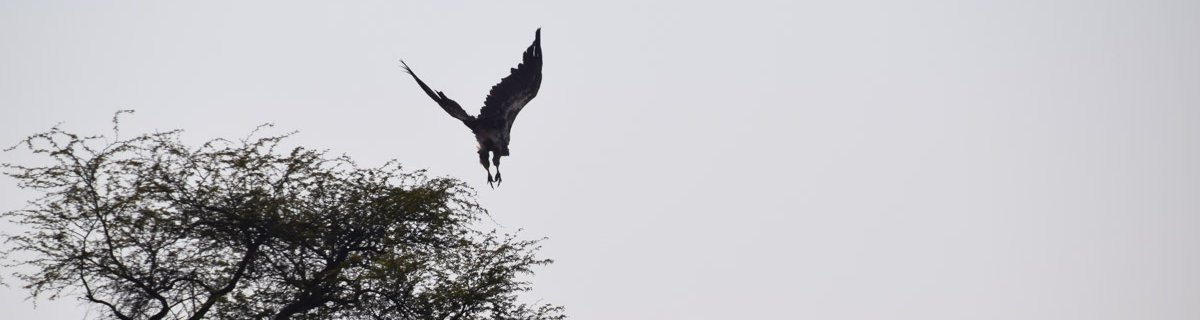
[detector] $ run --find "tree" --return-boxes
[1,112,563,320]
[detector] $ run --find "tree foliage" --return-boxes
[1,112,562,320]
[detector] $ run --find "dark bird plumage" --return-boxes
[400,29,543,188]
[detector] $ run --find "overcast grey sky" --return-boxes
[3,1,1199,319]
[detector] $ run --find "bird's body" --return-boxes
[401,29,543,188]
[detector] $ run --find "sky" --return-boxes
[2,1,1199,319]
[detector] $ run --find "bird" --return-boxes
[400,28,542,188]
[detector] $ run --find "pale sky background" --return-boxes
[2,1,1199,319]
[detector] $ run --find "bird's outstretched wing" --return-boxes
[479,28,543,134]
[401,60,475,125]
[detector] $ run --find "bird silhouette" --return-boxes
[401,29,542,188]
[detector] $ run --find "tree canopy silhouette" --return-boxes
[1,112,562,320]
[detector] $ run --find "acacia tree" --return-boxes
[1,112,562,320]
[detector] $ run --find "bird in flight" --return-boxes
[401,28,542,188]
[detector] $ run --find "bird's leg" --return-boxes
[491,153,503,185]
[479,150,494,189]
